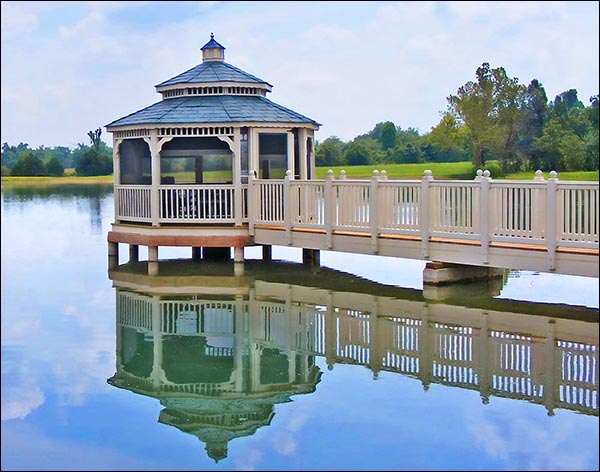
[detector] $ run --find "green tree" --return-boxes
[315,136,346,167]
[88,127,103,151]
[46,157,65,177]
[344,139,377,166]
[1,142,30,169]
[74,128,113,176]
[379,122,397,150]
[421,113,469,162]
[447,62,526,170]
[11,151,47,176]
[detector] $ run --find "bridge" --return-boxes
[109,170,599,279]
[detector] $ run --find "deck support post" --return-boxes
[262,244,272,261]
[129,244,139,263]
[108,241,119,270]
[233,246,244,276]
[148,245,159,276]
[302,248,320,268]
[192,247,202,260]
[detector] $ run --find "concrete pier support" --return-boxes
[148,246,159,276]
[262,245,272,262]
[129,244,139,263]
[423,262,504,287]
[108,241,119,270]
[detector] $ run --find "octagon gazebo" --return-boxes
[106,34,320,274]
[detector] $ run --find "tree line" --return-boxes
[1,128,112,177]
[316,62,598,176]
[3,63,598,177]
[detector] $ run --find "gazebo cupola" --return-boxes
[201,32,225,62]
[154,34,273,100]
[105,34,320,275]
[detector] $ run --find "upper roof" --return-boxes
[106,34,319,129]
[156,61,271,88]
[105,95,320,128]
[200,33,225,51]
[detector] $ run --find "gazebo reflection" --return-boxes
[107,259,598,462]
[107,261,323,462]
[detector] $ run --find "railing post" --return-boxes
[113,139,121,223]
[480,169,491,264]
[324,169,334,249]
[370,170,380,253]
[143,131,163,227]
[248,170,256,236]
[233,128,243,227]
[420,170,433,259]
[284,169,292,245]
[546,171,558,271]
[544,320,557,416]
[533,170,545,240]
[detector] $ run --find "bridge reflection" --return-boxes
[107,260,598,462]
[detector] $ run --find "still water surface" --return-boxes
[1,185,598,471]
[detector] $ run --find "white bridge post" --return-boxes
[546,171,558,271]
[420,170,433,259]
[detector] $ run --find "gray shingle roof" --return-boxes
[106,95,320,128]
[156,61,271,87]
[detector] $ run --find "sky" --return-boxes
[1,1,599,150]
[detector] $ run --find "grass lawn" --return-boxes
[1,174,114,187]
[2,163,598,186]
[315,162,599,181]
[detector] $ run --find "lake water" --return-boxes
[1,184,598,471]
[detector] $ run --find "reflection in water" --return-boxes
[108,260,599,463]
[1,184,112,234]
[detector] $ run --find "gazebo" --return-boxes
[106,34,320,273]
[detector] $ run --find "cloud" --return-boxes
[1,385,45,420]
[1,1,598,148]
[0,2,38,40]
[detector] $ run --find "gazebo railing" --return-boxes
[114,184,249,224]
[114,173,599,261]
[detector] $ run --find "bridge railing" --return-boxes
[249,169,599,254]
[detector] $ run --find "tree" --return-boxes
[344,139,377,166]
[76,148,111,176]
[88,127,103,151]
[11,151,47,176]
[75,128,113,176]
[379,122,397,150]
[46,157,65,177]
[421,113,469,162]
[447,62,526,169]
[315,136,346,167]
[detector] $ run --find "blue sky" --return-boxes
[1,1,598,149]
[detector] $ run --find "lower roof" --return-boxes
[106,95,320,128]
